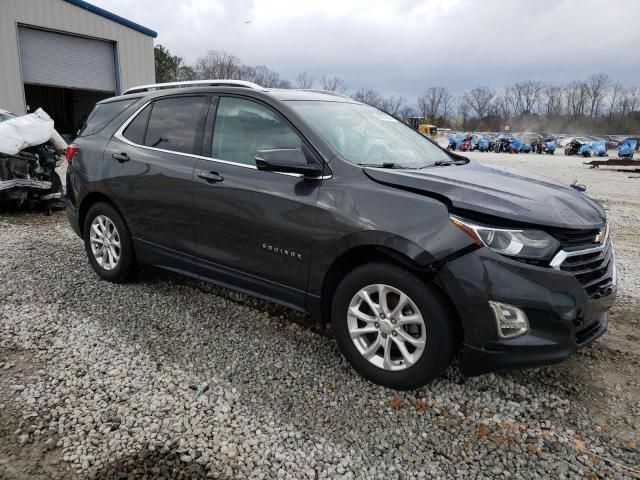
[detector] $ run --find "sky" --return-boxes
[93,0,640,101]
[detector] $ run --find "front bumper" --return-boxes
[437,247,616,376]
[0,178,51,191]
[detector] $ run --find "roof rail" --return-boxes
[122,79,269,95]
[296,89,352,100]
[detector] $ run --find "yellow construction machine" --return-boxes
[407,117,438,137]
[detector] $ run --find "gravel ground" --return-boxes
[1,153,639,479]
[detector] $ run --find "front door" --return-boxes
[192,96,323,308]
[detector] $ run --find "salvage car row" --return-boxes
[446,131,638,158]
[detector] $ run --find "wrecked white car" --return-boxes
[0,108,66,211]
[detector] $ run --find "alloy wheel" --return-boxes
[89,215,121,271]
[347,284,426,371]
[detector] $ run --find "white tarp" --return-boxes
[0,109,55,155]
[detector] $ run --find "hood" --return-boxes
[364,161,606,230]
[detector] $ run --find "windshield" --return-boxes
[287,101,450,168]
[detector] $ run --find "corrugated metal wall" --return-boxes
[18,27,116,92]
[0,0,155,115]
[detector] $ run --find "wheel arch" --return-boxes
[78,191,126,239]
[318,244,463,343]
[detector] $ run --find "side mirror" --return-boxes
[255,148,322,177]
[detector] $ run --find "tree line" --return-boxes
[155,45,639,134]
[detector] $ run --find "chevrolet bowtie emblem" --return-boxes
[595,231,606,243]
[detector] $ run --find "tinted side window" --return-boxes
[79,98,137,136]
[123,104,151,144]
[212,97,301,165]
[144,96,210,155]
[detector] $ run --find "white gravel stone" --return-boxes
[0,155,639,478]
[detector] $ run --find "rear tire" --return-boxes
[331,262,457,390]
[83,202,136,283]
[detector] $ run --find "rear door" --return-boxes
[103,94,211,256]
[192,95,323,308]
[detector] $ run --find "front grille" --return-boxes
[555,235,615,298]
[554,228,601,249]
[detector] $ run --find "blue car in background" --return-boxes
[591,140,607,157]
[618,138,637,158]
[544,139,556,154]
[531,136,556,154]
[510,137,532,154]
[447,134,463,151]
[477,136,491,152]
[578,143,593,157]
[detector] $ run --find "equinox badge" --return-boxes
[262,243,303,260]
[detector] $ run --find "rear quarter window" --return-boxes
[79,98,138,137]
[123,104,152,145]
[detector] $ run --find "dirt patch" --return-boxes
[551,298,640,444]
[0,347,67,479]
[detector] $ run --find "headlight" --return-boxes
[450,215,560,260]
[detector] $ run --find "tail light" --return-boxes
[65,143,78,165]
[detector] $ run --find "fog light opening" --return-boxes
[489,301,529,338]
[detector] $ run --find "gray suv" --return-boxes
[65,80,616,390]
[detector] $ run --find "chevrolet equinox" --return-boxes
[66,80,617,390]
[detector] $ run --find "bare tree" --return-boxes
[295,72,315,89]
[194,50,243,80]
[417,87,448,122]
[398,106,417,123]
[607,82,623,131]
[620,87,639,117]
[493,93,513,120]
[565,80,589,117]
[321,75,347,93]
[440,88,454,125]
[167,49,640,133]
[541,85,563,117]
[585,73,610,117]
[416,95,429,121]
[463,87,495,119]
[503,87,517,115]
[457,99,471,128]
[511,80,543,115]
[249,65,290,88]
[380,95,406,117]
[352,88,383,108]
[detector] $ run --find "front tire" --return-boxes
[331,263,457,390]
[83,202,136,283]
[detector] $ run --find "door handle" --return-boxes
[112,152,130,163]
[197,171,224,183]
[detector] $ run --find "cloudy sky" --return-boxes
[94,0,639,101]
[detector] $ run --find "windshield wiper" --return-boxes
[358,162,409,169]
[423,158,468,168]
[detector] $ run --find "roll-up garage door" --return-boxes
[18,27,116,92]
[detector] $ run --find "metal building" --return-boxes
[0,0,157,135]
